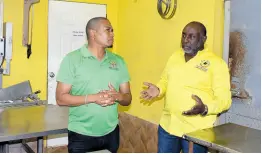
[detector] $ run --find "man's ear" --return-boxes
[89,29,96,38]
[202,36,207,43]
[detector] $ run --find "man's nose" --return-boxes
[110,32,114,37]
[184,35,190,43]
[183,37,188,44]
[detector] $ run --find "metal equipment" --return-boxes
[0,1,13,88]
[0,80,43,108]
[23,0,40,59]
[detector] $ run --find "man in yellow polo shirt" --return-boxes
[140,21,231,153]
[56,17,132,153]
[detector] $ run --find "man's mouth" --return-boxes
[183,46,191,51]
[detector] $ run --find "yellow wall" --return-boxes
[213,0,225,57]
[117,0,224,123]
[3,0,48,99]
[2,0,118,100]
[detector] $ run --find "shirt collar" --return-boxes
[179,47,209,55]
[80,44,110,59]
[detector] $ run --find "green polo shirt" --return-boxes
[56,44,130,136]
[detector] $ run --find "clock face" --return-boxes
[157,0,177,20]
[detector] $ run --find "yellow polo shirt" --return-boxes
[157,48,231,137]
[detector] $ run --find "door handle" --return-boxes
[49,72,55,78]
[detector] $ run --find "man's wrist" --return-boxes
[84,94,88,105]
[116,93,124,102]
[85,94,96,104]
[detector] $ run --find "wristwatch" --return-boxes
[201,105,208,116]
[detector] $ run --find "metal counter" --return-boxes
[0,104,68,152]
[183,123,261,153]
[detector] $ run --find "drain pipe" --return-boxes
[223,0,231,64]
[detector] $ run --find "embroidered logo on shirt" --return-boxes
[195,60,210,72]
[109,61,118,70]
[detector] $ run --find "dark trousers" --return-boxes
[158,125,208,153]
[68,125,119,153]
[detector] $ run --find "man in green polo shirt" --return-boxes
[56,17,132,153]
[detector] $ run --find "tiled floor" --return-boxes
[8,143,68,153]
[46,146,68,153]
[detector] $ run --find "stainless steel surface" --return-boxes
[0,80,32,101]
[0,100,46,108]
[37,137,43,153]
[0,104,68,142]
[183,123,261,153]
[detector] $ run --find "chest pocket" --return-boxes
[185,63,212,88]
[102,63,122,87]
[73,62,97,86]
[167,62,212,89]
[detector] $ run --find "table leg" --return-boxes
[22,140,35,153]
[0,144,3,153]
[4,143,9,153]
[0,142,9,153]
[189,141,194,153]
[37,137,44,153]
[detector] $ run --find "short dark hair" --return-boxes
[85,17,108,39]
[189,21,207,36]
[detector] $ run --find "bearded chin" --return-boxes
[183,49,194,54]
[183,43,202,54]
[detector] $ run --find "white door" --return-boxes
[47,0,106,147]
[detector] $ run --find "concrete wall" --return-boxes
[220,0,261,130]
